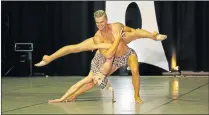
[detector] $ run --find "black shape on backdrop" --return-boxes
[125,2,142,29]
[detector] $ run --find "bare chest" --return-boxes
[101,33,115,43]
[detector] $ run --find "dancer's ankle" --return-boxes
[134,93,140,98]
[152,31,159,40]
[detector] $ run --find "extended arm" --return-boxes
[91,43,112,51]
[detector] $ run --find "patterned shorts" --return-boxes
[90,48,136,75]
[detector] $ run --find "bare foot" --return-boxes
[156,34,167,41]
[64,95,76,102]
[152,31,167,41]
[48,99,62,103]
[135,96,144,103]
[64,99,76,102]
[34,55,51,67]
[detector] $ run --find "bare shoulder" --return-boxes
[112,22,124,27]
[110,22,124,31]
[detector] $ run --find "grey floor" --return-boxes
[2,76,209,114]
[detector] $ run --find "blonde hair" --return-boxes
[94,10,107,19]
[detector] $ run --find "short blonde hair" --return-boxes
[94,10,107,19]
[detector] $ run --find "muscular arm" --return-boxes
[91,43,112,51]
[94,35,120,58]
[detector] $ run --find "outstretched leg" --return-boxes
[65,71,96,101]
[134,29,166,40]
[66,67,119,101]
[35,38,95,67]
[48,72,94,103]
[66,81,96,102]
[35,38,112,67]
[128,53,143,103]
[123,29,167,44]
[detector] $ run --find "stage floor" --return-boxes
[1,76,208,114]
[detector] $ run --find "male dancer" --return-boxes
[35,10,167,103]
[48,27,124,103]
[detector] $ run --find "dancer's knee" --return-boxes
[74,77,91,89]
[87,81,96,88]
[135,28,143,35]
[69,45,82,53]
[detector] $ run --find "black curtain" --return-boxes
[1,1,209,76]
[155,1,209,71]
[1,1,105,76]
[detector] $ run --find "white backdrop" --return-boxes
[106,1,169,71]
